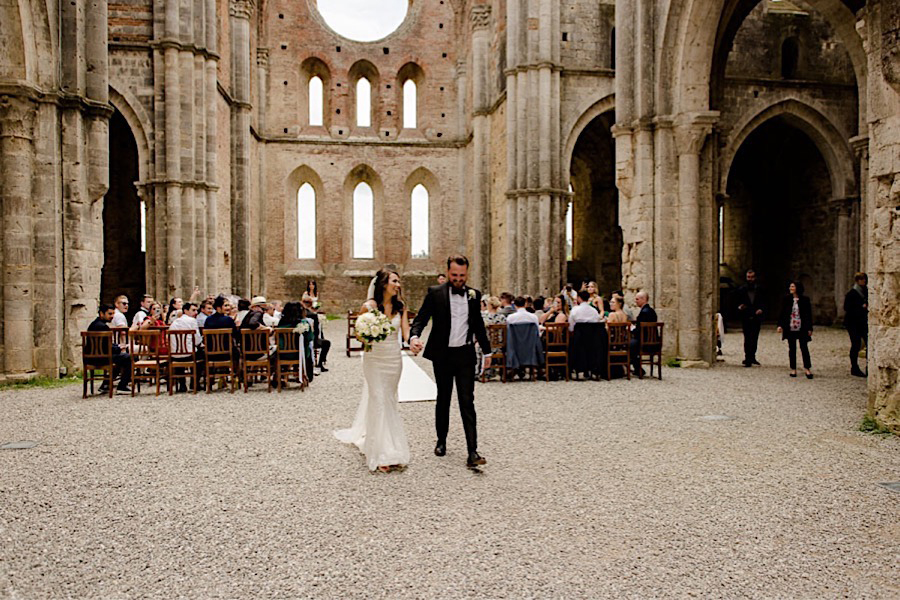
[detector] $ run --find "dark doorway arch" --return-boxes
[101,110,145,317]
[567,110,622,295]
[722,116,836,324]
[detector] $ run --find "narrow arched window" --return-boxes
[353,182,374,258]
[410,184,429,257]
[309,76,324,126]
[610,27,616,70]
[403,79,417,129]
[781,37,799,79]
[356,78,371,127]
[566,183,574,261]
[297,183,316,259]
[140,199,147,253]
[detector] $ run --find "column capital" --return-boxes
[849,134,869,159]
[471,4,492,31]
[0,95,37,141]
[229,0,254,20]
[830,195,859,215]
[674,111,720,156]
[256,48,269,67]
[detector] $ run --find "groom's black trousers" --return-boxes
[433,345,478,453]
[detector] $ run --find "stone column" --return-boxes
[674,112,718,361]
[504,0,521,292]
[205,0,219,293]
[230,0,253,296]
[256,49,269,293]
[470,5,491,290]
[832,196,859,320]
[0,95,37,373]
[850,135,869,271]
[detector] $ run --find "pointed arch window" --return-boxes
[356,78,372,127]
[566,183,574,261]
[781,37,799,79]
[297,183,317,259]
[411,184,429,257]
[353,182,374,258]
[308,76,324,126]
[403,79,417,129]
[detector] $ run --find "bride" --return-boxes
[334,269,411,472]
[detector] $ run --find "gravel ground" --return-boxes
[1,324,898,599]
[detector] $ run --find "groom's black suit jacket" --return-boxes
[410,283,491,362]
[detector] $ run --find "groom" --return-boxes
[409,255,492,468]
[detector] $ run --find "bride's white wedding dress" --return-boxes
[334,313,410,470]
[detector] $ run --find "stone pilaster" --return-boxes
[230,0,254,296]
[0,95,38,373]
[470,5,491,289]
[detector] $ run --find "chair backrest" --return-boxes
[506,323,544,367]
[130,329,163,362]
[486,323,507,351]
[639,322,663,348]
[110,326,130,347]
[544,322,568,349]
[202,329,233,359]
[274,329,301,356]
[607,322,631,349]
[241,328,270,356]
[347,311,358,336]
[82,331,113,365]
[167,329,197,358]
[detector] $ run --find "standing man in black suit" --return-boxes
[843,271,868,377]
[409,255,492,468]
[735,269,765,367]
[630,290,658,376]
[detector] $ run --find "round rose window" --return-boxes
[316,0,410,42]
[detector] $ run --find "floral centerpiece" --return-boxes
[355,310,396,351]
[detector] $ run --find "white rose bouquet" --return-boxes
[293,321,311,335]
[355,309,396,351]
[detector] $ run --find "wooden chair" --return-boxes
[606,322,631,381]
[480,323,508,383]
[273,329,306,392]
[167,330,203,395]
[346,311,364,356]
[129,329,167,396]
[81,331,114,398]
[543,322,570,382]
[202,329,237,393]
[240,329,272,393]
[110,326,130,348]
[638,322,664,380]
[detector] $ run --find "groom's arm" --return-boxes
[473,291,491,356]
[409,288,435,343]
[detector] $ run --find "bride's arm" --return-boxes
[401,309,411,343]
[360,299,376,314]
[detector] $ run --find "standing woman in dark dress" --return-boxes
[776,281,814,379]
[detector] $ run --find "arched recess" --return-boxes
[108,86,153,183]
[342,165,385,263]
[100,109,145,308]
[722,116,839,323]
[0,0,27,80]
[397,62,425,130]
[720,99,856,198]
[300,57,331,130]
[348,60,380,132]
[561,94,616,188]
[403,167,440,261]
[284,165,324,266]
[660,0,866,123]
[566,109,621,294]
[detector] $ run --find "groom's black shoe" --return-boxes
[434,441,446,457]
[466,452,486,467]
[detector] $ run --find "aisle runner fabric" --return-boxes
[398,353,437,403]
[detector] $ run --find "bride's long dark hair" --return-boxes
[372,268,405,316]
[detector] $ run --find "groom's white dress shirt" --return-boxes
[507,307,539,325]
[569,302,601,331]
[448,289,468,347]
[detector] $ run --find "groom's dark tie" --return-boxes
[451,286,466,296]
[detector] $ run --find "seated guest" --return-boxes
[524,296,536,314]
[271,300,284,322]
[234,298,250,326]
[630,290,659,375]
[586,281,604,314]
[540,295,569,325]
[227,296,240,321]
[561,283,577,309]
[204,296,240,339]
[134,300,169,355]
[607,295,629,325]
[166,297,183,325]
[131,294,154,328]
[569,290,601,332]
[241,296,270,331]
[499,292,516,316]
[112,295,129,327]
[612,290,634,321]
[88,303,132,393]
[279,301,315,380]
[263,302,281,327]
[507,296,540,325]
[196,299,214,327]
[437,274,447,285]
[483,296,506,325]
[302,293,331,373]
[169,302,204,392]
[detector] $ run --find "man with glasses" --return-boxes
[112,295,129,327]
[302,293,331,373]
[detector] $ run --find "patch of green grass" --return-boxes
[664,357,682,368]
[859,415,893,435]
[0,374,82,391]
[325,314,343,321]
